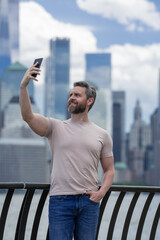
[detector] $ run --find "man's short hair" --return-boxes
[73,81,96,111]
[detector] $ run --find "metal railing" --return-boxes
[0,183,160,240]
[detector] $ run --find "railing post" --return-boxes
[15,189,35,240]
[0,189,14,240]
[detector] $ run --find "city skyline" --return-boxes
[19,0,160,132]
[1,0,160,185]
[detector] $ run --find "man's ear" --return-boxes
[87,98,94,107]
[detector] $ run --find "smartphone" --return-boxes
[32,58,43,77]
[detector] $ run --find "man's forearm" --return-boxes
[19,63,40,123]
[99,169,114,196]
[86,169,114,203]
[20,84,34,123]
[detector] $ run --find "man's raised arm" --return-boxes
[19,63,48,137]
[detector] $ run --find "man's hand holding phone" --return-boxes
[21,58,43,88]
[32,58,43,78]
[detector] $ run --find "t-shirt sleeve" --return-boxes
[45,117,57,138]
[100,132,113,159]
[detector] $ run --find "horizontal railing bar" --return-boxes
[0,183,160,193]
[110,185,160,193]
[0,183,50,190]
[24,183,50,190]
[0,183,25,189]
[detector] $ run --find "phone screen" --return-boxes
[32,58,43,77]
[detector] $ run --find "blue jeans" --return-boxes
[49,194,100,240]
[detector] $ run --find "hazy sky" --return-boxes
[20,0,160,131]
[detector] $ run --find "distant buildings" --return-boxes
[145,69,160,185]
[0,0,19,75]
[2,96,38,137]
[0,62,33,132]
[85,53,112,134]
[44,38,70,120]
[0,61,49,183]
[112,91,126,164]
[0,0,49,183]
[0,138,48,182]
[0,94,49,183]
[128,100,151,182]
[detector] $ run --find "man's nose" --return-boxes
[69,94,75,101]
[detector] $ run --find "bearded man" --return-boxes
[20,62,114,240]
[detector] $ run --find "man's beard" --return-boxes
[68,101,87,114]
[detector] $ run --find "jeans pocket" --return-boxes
[50,195,67,203]
[86,194,100,204]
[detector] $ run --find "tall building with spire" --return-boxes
[128,100,151,181]
[0,0,19,75]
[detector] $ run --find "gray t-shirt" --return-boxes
[46,118,113,196]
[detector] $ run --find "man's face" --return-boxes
[67,86,88,114]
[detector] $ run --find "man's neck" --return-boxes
[71,112,90,123]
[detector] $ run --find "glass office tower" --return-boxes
[85,53,112,134]
[0,62,34,130]
[45,38,70,120]
[112,91,126,164]
[85,53,112,184]
[0,0,19,75]
[8,0,19,62]
[0,0,11,75]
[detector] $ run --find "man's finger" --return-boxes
[86,191,92,195]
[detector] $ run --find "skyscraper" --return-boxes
[85,53,112,184]
[0,62,34,131]
[0,0,11,75]
[158,69,160,140]
[112,91,126,164]
[44,38,70,120]
[85,53,112,133]
[0,0,19,75]
[129,100,151,181]
[148,69,160,185]
[8,0,19,62]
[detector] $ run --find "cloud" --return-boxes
[107,43,160,130]
[76,0,160,31]
[19,1,160,131]
[19,1,97,84]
